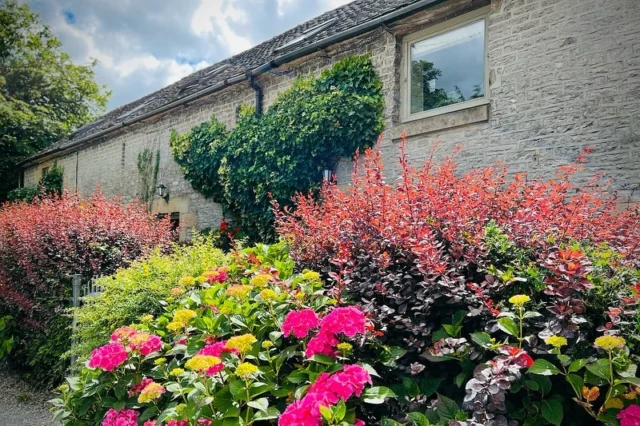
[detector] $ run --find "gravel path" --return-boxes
[0,366,57,426]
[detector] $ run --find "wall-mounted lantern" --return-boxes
[156,183,170,202]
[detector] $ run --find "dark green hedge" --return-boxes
[170,54,385,241]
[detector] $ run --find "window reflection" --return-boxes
[410,19,485,114]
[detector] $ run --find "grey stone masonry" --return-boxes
[23,0,640,237]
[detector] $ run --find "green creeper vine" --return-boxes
[170,54,385,241]
[137,148,160,205]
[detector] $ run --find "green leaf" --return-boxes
[247,398,269,413]
[528,359,561,376]
[541,399,563,426]
[407,412,431,426]
[419,377,443,398]
[566,374,584,398]
[497,317,519,337]
[362,386,396,404]
[568,358,588,373]
[319,405,332,421]
[435,393,459,421]
[334,400,346,421]
[586,359,611,380]
[470,332,491,347]
[309,354,336,365]
[253,407,280,421]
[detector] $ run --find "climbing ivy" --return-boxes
[137,148,160,205]
[170,54,385,241]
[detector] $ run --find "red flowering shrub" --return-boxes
[277,136,640,424]
[0,190,172,382]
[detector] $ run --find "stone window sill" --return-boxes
[390,103,489,141]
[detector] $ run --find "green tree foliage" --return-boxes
[0,0,110,200]
[170,55,385,241]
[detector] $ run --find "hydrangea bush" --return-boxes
[276,137,640,425]
[53,243,397,425]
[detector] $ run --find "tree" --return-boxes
[0,0,110,200]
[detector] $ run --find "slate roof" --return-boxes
[25,0,426,163]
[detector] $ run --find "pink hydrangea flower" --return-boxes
[618,405,640,426]
[110,326,138,343]
[320,307,366,338]
[129,377,154,397]
[102,408,139,426]
[131,334,163,356]
[282,309,320,338]
[200,341,238,357]
[88,342,128,372]
[355,420,365,426]
[196,419,212,426]
[279,364,372,426]
[143,421,156,426]
[305,330,338,358]
[167,420,188,426]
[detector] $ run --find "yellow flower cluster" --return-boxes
[545,335,567,348]
[594,335,626,351]
[337,342,353,353]
[138,382,165,403]
[179,276,196,287]
[170,368,185,376]
[235,362,259,379]
[261,341,273,349]
[259,289,277,301]
[185,355,221,372]
[302,271,320,281]
[219,306,233,315]
[226,334,257,354]
[250,274,272,287]
[173,309,197,325]
[509,294,531,306]
[129,332,150,347]
[225,285,253,300]
[140,314,154,323]
[154,358,167,366]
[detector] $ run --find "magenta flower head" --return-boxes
[130,334,163,356]
[618,405,640,426]
[88,342,128,372]
[320,306,366,337]
[282,309,320,339]
[102,408,139,426]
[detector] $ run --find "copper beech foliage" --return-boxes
[277,134,639,275]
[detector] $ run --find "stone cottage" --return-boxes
[18,0,640,240]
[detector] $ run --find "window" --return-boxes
[402,8,489,122]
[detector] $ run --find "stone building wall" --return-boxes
[24,0,640,237]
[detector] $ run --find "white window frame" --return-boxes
[401,7,490,123]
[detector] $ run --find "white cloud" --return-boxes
[276,0,296,16]
[191,0,252,55]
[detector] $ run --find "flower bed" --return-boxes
[53,243,396,425]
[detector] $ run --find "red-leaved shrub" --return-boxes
[276,135,640,423]
[0,190,173,382]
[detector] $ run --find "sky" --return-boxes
[25,0,352,111]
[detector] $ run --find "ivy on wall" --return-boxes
[137,148,160,205]
[170,54,385,240]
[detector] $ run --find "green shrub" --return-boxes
[170,54,385,241]
[71,236,226,360]
[6,161,64,202]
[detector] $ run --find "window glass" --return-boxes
[409,19,485,114]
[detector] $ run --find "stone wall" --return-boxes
[24,0,640,237]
